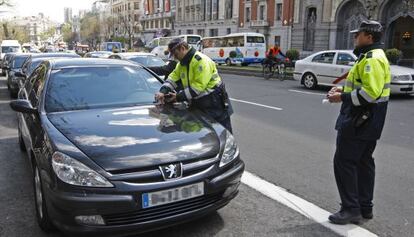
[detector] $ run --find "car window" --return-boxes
[129,56,166,67]
[28,64,48,106]
[312,52,336,64]
[45,66,161,112]
[12,57,27,68]
[336,53,355,65]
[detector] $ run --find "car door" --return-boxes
[21,63,48,154]
[310,52,337,85]
[334,52,356,86]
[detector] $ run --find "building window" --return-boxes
[150,20,154,28]
[227,28,231,34]
[134,2,140,10]
[209,28,218,36]
[160,19,164,28]
[259,5,265,21]
[274,36,281,46]
[225,0,233,19]
[197,29,205,37]
[166,20,170,27]
[155,20,159,28]
[134,14,139,21]
[178,29,182,35]
[276,3,282,21]
[187,29,193,34]
[128,2,131,10]
[246,7,250,23]
[178,7,182,21]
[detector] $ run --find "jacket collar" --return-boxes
[180,47,196,66]
[353,43,382,58]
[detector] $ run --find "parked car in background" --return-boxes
[294,50,414,94]
[84,51,113,58]
[109,52,166,67]
[1,40,22,62]
[18,52,81,88]
[10,58,243,236]
[6,53,32,97]
[100,41,122,52]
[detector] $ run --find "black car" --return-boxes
[18,52,81,88]
[6,53,32,97]
[11,58,244,236]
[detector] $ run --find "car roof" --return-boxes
[47,58,140,69]
[12,53,32,58]
[115,52,155,57]
[30,53,80,58]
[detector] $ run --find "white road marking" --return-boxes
[241,171,378,237]
[289,89,327,96]
[230,98,283,111]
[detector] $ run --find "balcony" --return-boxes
[250,20,269,27]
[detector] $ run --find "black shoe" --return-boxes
[329,209,362,225]
[361,208,373,219]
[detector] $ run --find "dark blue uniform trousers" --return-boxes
[334,133,377,211]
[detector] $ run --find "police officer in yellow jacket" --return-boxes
[327,21,391,224]
[155,38,233,132]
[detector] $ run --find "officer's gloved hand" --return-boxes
[155,92,166,104]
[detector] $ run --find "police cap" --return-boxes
[350,20,383,34]
[168,38,186,52]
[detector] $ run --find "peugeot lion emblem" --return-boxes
[159,163,183,180]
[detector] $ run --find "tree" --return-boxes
[39,27,56,41]
[1,22,30,43]
[0,0,13,6]
[61,23,76,44]
[80,12,101,50]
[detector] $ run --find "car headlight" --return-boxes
[219,132,240,167]
[52,152,113,187]
[392,75,411,81]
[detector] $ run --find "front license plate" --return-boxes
[142,182,204,209]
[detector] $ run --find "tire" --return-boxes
[18,126,26,152]
[302,73,317,89]
[33,163,55,232]
[263,65,273,80]
[225,58,232,66]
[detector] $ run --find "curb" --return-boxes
[217,67,295,80]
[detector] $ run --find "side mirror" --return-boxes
[10,100,37,114]
[348,61,355,66]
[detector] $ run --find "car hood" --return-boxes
[47,105,221,172]
[390,65,414,76]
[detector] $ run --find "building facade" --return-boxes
[110,0,145,44]
[174,0,239,37]
[13,13,56,45]
[291,0,414,62]
[238,0,294,51]
[140,0,175,43]
[64,7,73,23]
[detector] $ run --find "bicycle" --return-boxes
[262,61,286,81]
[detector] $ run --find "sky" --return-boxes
[13,0,97,23]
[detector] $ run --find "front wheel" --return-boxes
[263,65,273,80]
[225,58,232,66]
[302,73,317,89]
[33,163,55,232]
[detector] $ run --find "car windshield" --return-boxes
[12,57,28,68]
[128,56,166,67]
[45,66,161,112]
[2,46,19,53]
[159,38,172,46]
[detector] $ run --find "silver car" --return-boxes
[294,50,414,94]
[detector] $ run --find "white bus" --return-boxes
[146,35,202,60]
[199,33,266,66]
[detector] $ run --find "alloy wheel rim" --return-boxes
[305,75,314,87]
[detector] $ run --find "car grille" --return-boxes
[108,155,219,183]
[102,192,223,226]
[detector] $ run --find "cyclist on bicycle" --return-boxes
[263,45,287,66]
